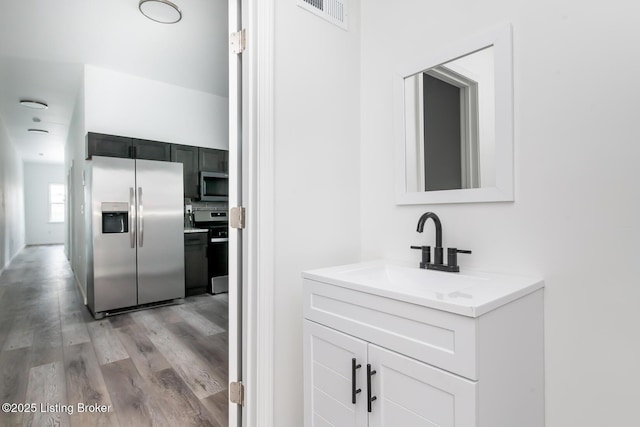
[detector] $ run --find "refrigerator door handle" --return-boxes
[138,186,144,247]
[129,187,135,248]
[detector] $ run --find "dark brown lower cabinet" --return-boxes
[184,232,208,296]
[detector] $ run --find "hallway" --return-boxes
[0,245,228,427]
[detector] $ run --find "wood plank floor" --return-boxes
[0,245,228,427]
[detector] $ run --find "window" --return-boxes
[49,184,65,223]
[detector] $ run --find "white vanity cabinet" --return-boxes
[304,320,476,426]
[302,261,544,427]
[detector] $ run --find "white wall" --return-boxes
[65,77,86,295]
[84,65,228,149]
[360,1,640,426]
[23,162,65,245]
[0,115,25,271]
[272,1,362,425]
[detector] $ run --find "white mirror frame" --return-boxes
[394,24,514,205]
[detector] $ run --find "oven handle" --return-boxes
[209,238,229,243]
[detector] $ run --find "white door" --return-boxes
[230,1,276,424]
[304,320,368,427]
[368,344,477,427]
[228,0,242,425]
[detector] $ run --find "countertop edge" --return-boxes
[184,228,209,234]
[302,260,545,318]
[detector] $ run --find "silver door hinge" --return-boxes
[229,381,244,406]
[230,206,246,229]
[230,29,246,54]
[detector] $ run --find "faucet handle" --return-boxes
[447,248,472,269]
[411,245,431,269]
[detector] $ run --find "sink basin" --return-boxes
[302,260,544,317]
[337,262,488,293]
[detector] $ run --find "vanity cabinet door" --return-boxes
[304,320,368,427]
[368,344,477,427]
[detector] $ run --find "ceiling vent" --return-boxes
[298,0,348,30]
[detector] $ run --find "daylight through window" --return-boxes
[49,184,65,223]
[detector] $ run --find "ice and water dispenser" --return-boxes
[101,202,129,234]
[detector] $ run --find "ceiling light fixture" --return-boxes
[28,128,49,134]
[20,99,48,109]
[139,0,182,24]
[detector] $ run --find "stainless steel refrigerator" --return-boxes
[86,156,185,318]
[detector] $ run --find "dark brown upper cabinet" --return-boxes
[86,132,170,161]
[171,144,199,199]
[198,147,228,173]
[86,132,132,159]
[132,138,171,161]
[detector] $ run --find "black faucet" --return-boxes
[411,212,471,273]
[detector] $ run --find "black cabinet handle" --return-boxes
[367,364,377,412]
[351,358,362,404]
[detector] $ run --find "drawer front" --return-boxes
[303,279,478,380]
[184,233,207,245]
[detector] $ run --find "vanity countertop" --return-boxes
[184,228,209,234]
[302,260,544,317]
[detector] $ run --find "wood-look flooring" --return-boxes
[0,245,228,427]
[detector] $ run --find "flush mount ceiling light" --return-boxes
[28,128,49,134]
[139,0,182,24]
[20,99,48,109]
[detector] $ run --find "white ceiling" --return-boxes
[0,0,229,164]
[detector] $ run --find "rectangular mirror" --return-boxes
[394,24,514,204]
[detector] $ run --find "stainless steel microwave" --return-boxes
[200,171,229,201]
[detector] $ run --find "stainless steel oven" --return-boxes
[193,207,228,294]
[199,172,228,201]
